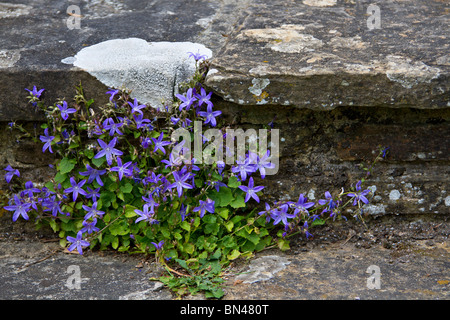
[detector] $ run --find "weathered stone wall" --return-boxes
[214,99,450,217]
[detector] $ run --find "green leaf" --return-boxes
[224,221,234,232]
[227,249,240,260]
[277,238,290,251]
[181,220,191,232]
[109,220,129,236]
[120,183,133,194]
[216,208,229,220]
[111,237,119,250]
[49,219,59,232]
[204,223,219,235]
[184,243,195,255]
[311,218,326,227]
[230,194,246,209]
[92,156,105,168]
[59,157,76,175]
[227,176,240,188]
[124,205,138,218]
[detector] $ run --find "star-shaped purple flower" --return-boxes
[64,177,87,202]
[128,98,147,115]
[193,198,215,218]
[4,195,31,222]
[197,104,221,127]
[176,88,197,111]
[168,171,193,197]
[151,132,171,155]
[94,137,123,165]
[238,177,265,203]
[4,165,20,183]
[57,101,77,121]
[67,231,90,255]
[40,128,55,153]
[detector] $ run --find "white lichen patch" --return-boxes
[0,49,20,68]
[0,3,32,18]
[238,25,323,54]
[65,38,212,109]
[303,0,337,7]
[235,255,291,284]
[385,55,441,89]
[248,78,270,96]
[389,189,401,201]
[445,196,450,207]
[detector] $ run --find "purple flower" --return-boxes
[79,164,107,186]
[57,101,77,121]
[161,152,182,169]
[103,117,123,136]
[106,88,119,101]
[133,114,151,129]
[238,177,265,203]
[231,156,256,181]
[67,231,90,255]
[167,171,193,197]
[193,198,215,218]
[40,128,55,153]
[94,137,123,165]
[176,88,197,111]
[318,191,337,213]
[288,194,315,216]
[64,177,87,202]
[151,240,164,251]
[248,150,276,179]
[85,186,101,202]
[197,104,221,127]
[151,132,171,155]
[4,165,20,183]
[347,180,371,206]
[42,195,63,217]
[22,181,41,198]
[271,203,296,226]
[25,86,45,98]
[110,157,133,181]
[128,98,147,115]
[81,218,100,234]
[82,201,105,220]
[188,51,208,62]
[141,137,152,149]
[4,195,31,222]
[135,204,158,224]
[195,87,213,108]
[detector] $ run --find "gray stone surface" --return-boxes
[0,216,448,300]
[205,0,449,110]
[0,0,247,120]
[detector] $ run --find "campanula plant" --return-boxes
[2,54,387,298]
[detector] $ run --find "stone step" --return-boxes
[0,0,448,216]
[205,0,449,110]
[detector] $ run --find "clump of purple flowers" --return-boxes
[3,52,386,264]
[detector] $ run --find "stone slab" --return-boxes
[0,217,448,300]
[0,0,250,120]
[205,0,449,110]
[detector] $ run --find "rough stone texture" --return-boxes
[0,215,448,300]
[0,0,449,215]
[205,0,449,110]
[0,0,249,121]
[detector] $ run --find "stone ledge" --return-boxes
[205,0,449,110]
